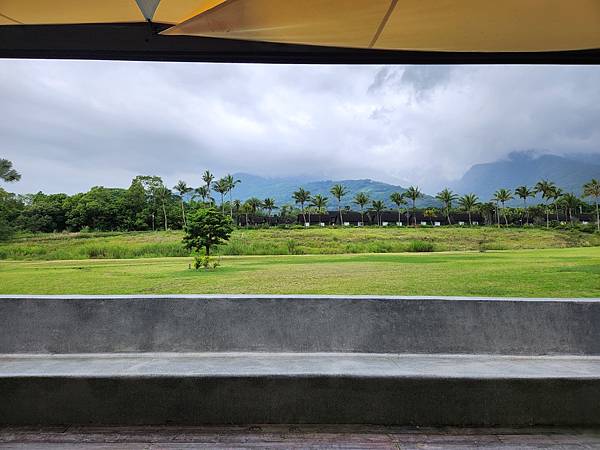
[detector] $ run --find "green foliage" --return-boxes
[405,240,435,252]
[192,255,221,270]
[0,158,21,183]
[183,208,233,256]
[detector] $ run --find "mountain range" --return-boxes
[230,173,438,208]
[221,151,599,207]
[450,151,600,203]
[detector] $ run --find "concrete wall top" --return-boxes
[1,295,599,355]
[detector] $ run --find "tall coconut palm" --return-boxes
[371,200,385,226]
[551,187,563,221]
[535,180,556,228]
[212,178,229,214]
[389,192,406,225]
[583,179,600,231]
[262,198,276,220]
[202,170,214,195]
[232,199,242,225]
[560,193,580,223]
[292,188,311,224]
[493,188,513,226]
[223,174,241,218]
[0,158,20,182]
[173,180,192,227]
[514,185,534,225]
[155,185,170,231]
[435,188,457,225]
[458,194,479,226]
[330,184,348,225]
[310,194,328,222]
[353,192,370,225]
[245,197,262,225]
[405,186,423,226]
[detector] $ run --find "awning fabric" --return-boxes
[2,0,600,53]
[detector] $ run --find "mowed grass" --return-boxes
[1,227,598,260]
[1,247,598,297]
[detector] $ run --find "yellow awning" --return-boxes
[162,0,600,52]
[0,0,227,25]
[2,0,600,52]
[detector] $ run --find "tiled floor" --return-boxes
[1,426,600,449]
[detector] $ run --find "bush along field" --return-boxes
[0,226,599,261]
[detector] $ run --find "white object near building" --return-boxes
[473,221,479,225]
[320,222,325,227]
[396,222,402,226]
[343,222,350,226]
[421,221,427,226]
[357,222,363,227]
[305,222,310,227]
[583,221,589,225]
[459,221,465,226]
[434,222,441,227]
[382,222,388,226]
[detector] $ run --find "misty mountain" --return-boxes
[230,173,438,208]
[451,151,600,202]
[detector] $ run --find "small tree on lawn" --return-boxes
[183,208,233,257]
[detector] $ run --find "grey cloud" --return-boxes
[0,60,599,195]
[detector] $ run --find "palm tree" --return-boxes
[435,188,457,225]
[560,193,580,224]
[405,186,423,226]
[245,197,262,225]
[330,184,348,225]
[515,185,534,225]
[310,194,328,222]
[493,188,513,226]
[202,170,214,195]
[292,188,311,224]
[0,158,20,182]
[232,199,242,225]
[535,180,556,228]
[353,192,370,225]
[551,187,563,221]
[262,198,276,220]
[458,194,479,226]
[212,178,229,214]
[371,200,385,226]
[223,174,241,218]
[424,208,436,226]
[155,185,170,231]
[583,179,600,231]
[389,192,406,225]
[193,185,211,204]
[173,180,192,227]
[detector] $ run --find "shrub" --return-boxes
[405,240,435,252]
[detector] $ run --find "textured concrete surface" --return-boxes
[2,295,600,355]
[2,352,600,378]
[2,353,600,426]
[2,425,600,449]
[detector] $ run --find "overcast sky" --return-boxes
[1,60,599,194]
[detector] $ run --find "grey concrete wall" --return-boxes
[1,295,600,355]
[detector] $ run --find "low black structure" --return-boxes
[1,295,600,426]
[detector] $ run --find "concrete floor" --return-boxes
[1,425,600,449]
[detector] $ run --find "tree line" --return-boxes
[1,158,599,236]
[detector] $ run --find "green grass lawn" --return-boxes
[1,247,598,297]
[1,226,598,260]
